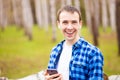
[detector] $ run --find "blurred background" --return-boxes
[0,0,120,79]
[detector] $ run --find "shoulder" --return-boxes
[80,38,102,55]
[79,38,104,63]
[50,40,65,56]
[51,40,65,52]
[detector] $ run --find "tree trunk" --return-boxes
[50,0,57,42]
[34,0,42,28]
[101,0,109,31]
[108,0,116,31]
[74,0,80,11]
[21,0,33,40]
[116,0,120,56]
[66,0,72,5]
[61,0,65,7]
[41,0,49,32]
[84,0,99,46]
[84,0,92,33]
[91,16,99,46]
[94,0,100,29]
[5,0,12,25]
[90,0,99,46]
[12,0,23,29]
[0,0,8,31]
[0,0,4,31]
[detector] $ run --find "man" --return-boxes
[44,5,104,80]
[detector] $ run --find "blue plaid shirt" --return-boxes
[48,38,104,80]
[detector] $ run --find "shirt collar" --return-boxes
[73,37,84,48]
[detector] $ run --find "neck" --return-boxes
[65,37,80,46]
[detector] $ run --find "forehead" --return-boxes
[59,11,79,21]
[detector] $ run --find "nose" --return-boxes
[67,23,73,29]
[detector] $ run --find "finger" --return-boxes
[54,76,61,80]
[44,70,49,75]
[45,73,61,80]
[53,76,62,80]
[50,73,60,79]
[45,74,56,80]
[45,75,51,80]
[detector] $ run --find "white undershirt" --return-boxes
[57,42,72,80]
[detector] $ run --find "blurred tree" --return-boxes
[34,0,42,28]
[74,0,80,11]
[50,0,57,42]
[0,0,8,31]
[66,0,72,5]
[61,0,65,7]
[12,0,23,29]
[6,0,14,25]
[0,0,4,31]
[21,0,33,40]
[30,0,36,24]
[41,0,49,32]
[84,0,99,46]
[116,0,120,56]
[84,0,92,32]
[94,0,100,29]
[101,0,109,31]
[90,0,99,46]
[108,0,116,31]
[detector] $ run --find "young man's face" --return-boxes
[58,11,82,44]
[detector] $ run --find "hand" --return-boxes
[44,70,63,80]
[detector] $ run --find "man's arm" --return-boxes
[88,52,104,80]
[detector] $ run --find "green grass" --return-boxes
[0,25,120,79]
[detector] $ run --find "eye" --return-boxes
[72,20,77,24]
[62,21,68,25]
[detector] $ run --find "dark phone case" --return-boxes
[47,69,58,75]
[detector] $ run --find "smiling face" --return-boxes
[58,11,82,45]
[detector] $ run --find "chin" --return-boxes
[66,37,75,41]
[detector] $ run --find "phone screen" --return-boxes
[47,69,58,75]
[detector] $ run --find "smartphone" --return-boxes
[47,69,58,75]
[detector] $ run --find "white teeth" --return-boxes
[67,31,73,34]
[65,30,74,34]
[68,32,72,34]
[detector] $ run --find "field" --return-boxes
[0,25,120,79]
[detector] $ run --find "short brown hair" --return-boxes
[57,5,82,21]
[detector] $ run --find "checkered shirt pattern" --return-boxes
[48,38,104,80]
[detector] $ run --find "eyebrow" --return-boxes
[60,19,78,21]
[61,20,78,22]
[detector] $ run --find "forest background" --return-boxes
[0,0,120,79]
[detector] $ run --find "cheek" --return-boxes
[78,26,81,30]
[77,24,81,29]
[59,26,65,33]
[61,28,65,33]
[60,25,65,30]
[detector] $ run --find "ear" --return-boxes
[79,25,81,29]
[57,21,61,29]
[58,25,61,29]
[79,21,82,29]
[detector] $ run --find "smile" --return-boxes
[65,31,75,36]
